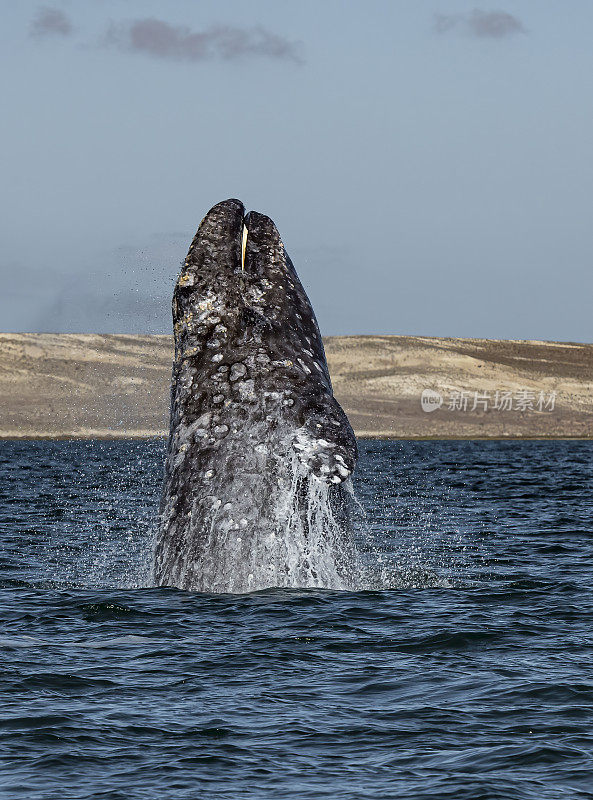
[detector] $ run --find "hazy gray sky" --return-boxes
[2,1,592,341]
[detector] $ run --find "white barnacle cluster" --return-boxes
[333,453,351,480]
[194,290,223,325]
[176,363,197,394]
[189,413,213,442]
[293,430,329,457]
[177,272,195,288]
[271,359,295,371]
[209,365,231,396]
[168,413,213,471]
[229,363,247,381]
[246,285,265,306]
[237,379,256,401]
[292,429,351,484]
[255,351,271,371]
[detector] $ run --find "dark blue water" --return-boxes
[1,440,592,799]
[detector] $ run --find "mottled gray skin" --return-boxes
[154,199,357,590]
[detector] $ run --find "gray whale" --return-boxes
[154,199,358,592]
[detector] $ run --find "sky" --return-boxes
[1,1,592,341]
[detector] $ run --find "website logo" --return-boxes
[421,389,444,413]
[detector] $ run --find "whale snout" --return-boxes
[172,198,312,354]
[179,200,283,281]
[176,199,287,298]
[182,198,246,278]
[242,210,284,273]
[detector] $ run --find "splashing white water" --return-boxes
[154,452,360,593]
[256,454,359,591]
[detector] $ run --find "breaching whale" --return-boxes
[154,199,358,592]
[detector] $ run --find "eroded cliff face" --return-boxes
[1,333,592,439]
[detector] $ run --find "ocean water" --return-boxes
[1,439,592,799]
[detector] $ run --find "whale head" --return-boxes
[168,198,356,484]
[173,198,330,382]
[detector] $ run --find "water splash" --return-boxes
[27,441,481,594]
[256,456,359,591]
[353,441,487,590]
[153,452,360,593]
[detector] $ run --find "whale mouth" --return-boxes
[179,198,287,298]
[241,224,248,272]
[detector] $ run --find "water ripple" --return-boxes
[1,440,592,799]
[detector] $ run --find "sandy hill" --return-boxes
[0,334,592,439]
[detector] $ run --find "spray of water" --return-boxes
[34,443,481,594]
[154,449,360,593]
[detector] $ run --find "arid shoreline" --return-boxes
[1,333,592,440]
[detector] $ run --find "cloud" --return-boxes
[468,10,526,37]
[30,6,73,37]
[434,9,526,38]
[105,18,303,64]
